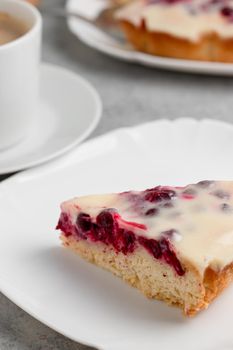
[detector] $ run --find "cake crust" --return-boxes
[61,234,233,316]
[120,20,233,62]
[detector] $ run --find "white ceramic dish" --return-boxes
[66,0,233,76]
[0,63,102,174]
[1,119,233,350]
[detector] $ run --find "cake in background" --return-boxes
[25,0,40,6]
[115,0,233,62]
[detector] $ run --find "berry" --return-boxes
[76,213,92,232]
[57,209,185,276]
[138,236,162,259]
[96,210,114,231]
[221,6,233,17]
[144,186,176,203]
[159,238,185,276]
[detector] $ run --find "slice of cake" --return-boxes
[115,0,233,62]
[56,181,233,316]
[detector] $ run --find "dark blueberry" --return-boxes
[145,208,159,216]
[197,180,214,188]
[76,213,92,232]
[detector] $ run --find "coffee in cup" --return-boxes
[0,12,28,46]
[0,0,42,150]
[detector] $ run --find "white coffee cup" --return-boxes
[0,0,42,150]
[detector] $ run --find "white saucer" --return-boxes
[0,63,102,174]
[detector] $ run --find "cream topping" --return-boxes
[62,181,233,275]
[115,0,233,42]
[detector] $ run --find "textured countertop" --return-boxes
[1,0,233,349]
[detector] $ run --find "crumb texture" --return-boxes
[61,235,211,315]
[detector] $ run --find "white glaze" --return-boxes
[62,181,233,275]
[115,0,233,42]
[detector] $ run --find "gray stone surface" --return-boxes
[1,0,233,348]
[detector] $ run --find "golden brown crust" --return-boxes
[119,20,233,62]
[203,263,233,305]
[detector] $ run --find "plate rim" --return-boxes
[1,117,233,349]
[66,0,233,76]
[2,117,233,185]
[0,62,102,174]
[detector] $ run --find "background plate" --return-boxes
[67,0,233,76]
[1,119,233,350]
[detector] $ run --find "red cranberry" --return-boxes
[56,213,73,237]
[76,213,92,232]
[182,194,195,200]
[89,223,107,242]
[138,236,162,259]
[123,231,136,253]
[96,210,114,231]
[144,186,176,203]
[114,229,136,254]
[221,6,233,17]
[159,238,185,276]
[89,210,115,243]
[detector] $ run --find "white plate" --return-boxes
[66,0,233,76]
[0,63,102,174]
[1,118,233,350]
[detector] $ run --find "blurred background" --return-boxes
[28,0,233,135]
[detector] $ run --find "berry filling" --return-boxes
[56,213,73,237]
[57,208,185,276]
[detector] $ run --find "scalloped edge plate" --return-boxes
[1,119,233,350]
